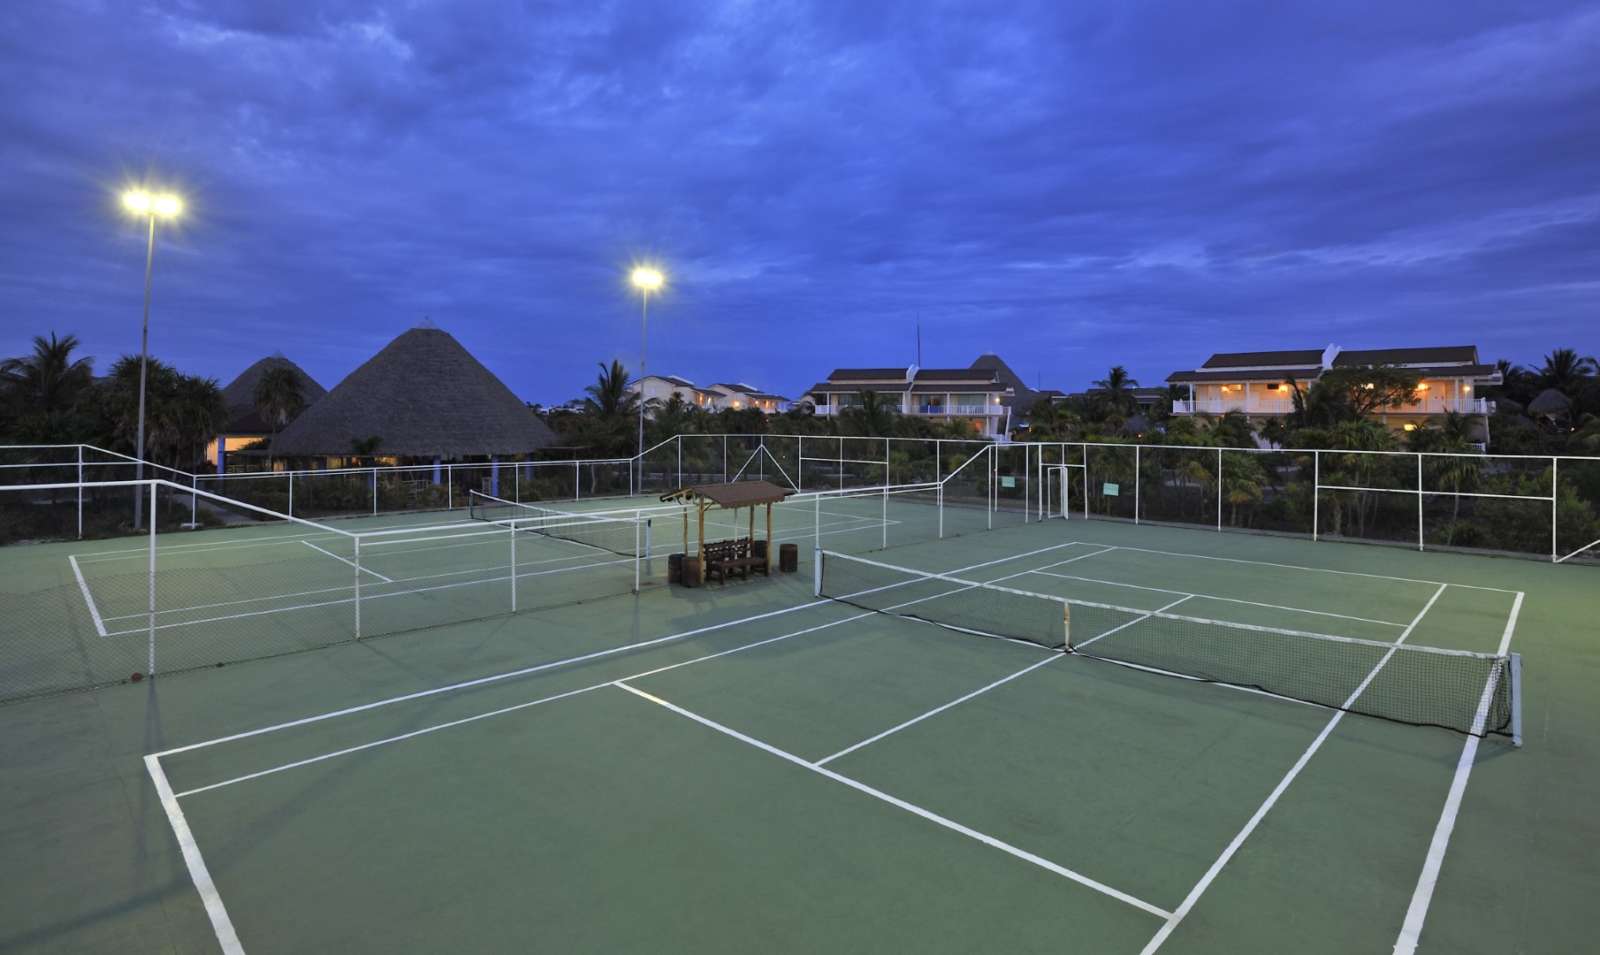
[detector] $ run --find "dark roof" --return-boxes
[219,356,327,433]
[713,382,760,394]
[827,367,911,381]
[272,327,556,458]
[1527,388,1572,416]
[1167,368,1320,383]
[1201,349,1324,369]
[661,480,793,508]
[1334,346,1478,367]
[1396,364,1500,380]
[913,367,999,382]
[908,382,1009,395]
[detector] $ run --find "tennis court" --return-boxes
[1,498,1595,953]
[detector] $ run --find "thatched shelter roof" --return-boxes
[1528,388,1572,417]
[220,355,326,432]
[271,326,555,458]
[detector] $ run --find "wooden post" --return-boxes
[747,504,755,548]
[766,501,773,563]
[698,502,706,561]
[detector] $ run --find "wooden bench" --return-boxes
[703,538,769,584]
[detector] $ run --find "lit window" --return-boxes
[1416,382,1429,391]
[1403,423,1416,431]
[1363,383,1375,390]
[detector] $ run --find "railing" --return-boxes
[915,404,994,415]
[1173,397,1494,416]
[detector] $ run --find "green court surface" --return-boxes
[1,510,1596,954]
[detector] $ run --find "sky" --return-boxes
[1,1,1597,405]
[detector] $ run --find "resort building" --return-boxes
[271,324,555,470]
[804,358,1019,438]
[632,375,790,413]
[207,355,326,472]
[1165,344,1501,427]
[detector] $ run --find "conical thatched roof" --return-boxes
[1527,388,1572,417]
[271,327,555,458]
[970,353,1037,411]
[220,355,326,432]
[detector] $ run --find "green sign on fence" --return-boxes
[1103,482,1120,496]
[1000,476,1016,489]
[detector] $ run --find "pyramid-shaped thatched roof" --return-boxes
[271,327,555,458]
[220,355,327,432]
[971,353,1037,412]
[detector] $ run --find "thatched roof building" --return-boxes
[271,326,555,459]
[220,355,326,432]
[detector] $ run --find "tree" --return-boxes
[1537,348,1597,396]
[0,332,94,441]
[582,360,637,418]
[842,390,898,437]
[1092,366,1139,414]
[349,436,383,466]
[1287,366,1421,430]
[254,365,306,464]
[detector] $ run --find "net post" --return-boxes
[1134,444,1141,525]
[76,444,83,539]
[812,546,822,597]
[1509,652,1523,747]
[190,472,198,527]
[987,445,994,530]
[509,521,518,612]
[634,512,644,593]
[147,482,157,677]
[813,492,821,553]
[1312,450,1320,542]
[938,482,945,538]
[354,536,362,639]
[1215,448,1223,531]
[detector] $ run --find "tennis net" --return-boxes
[815,550,1521,741]
[469,490,649,558]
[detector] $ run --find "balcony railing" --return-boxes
[917,404,995,416]
[1172,396,1494,416]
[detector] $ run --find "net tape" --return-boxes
[468,490,647,558]
[816,550,1517,739]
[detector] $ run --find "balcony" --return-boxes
[917,404,996,416]
[1172,396,1494,416]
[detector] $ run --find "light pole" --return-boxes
[629,265,665,457]
[122,188,183,529]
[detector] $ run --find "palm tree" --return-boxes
[254,365,306,464]
[349,436,383,466]
[843,390,898,437]
[582,360,637,418]
[1538,348,1597,395]
[1092,366,1139,414]
[1,332,94,439]
[170,375,227,470]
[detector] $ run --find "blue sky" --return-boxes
[2,1,1596,403]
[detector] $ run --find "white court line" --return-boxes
[1137,582,1449,955]
[301,540,393,583]
[1393,590,1524,955]
[67,554,107,638]
[1027,569,1409,628]
[166,549,1103,793]
[145,756,245,955]
[152,539,1093,759]
[615,682,1172,920]
[1107,544,1518,594]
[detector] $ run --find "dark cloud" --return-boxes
[1,0,1595,401]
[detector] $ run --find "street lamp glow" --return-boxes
[122,189,183,219]
[630,266,664,291]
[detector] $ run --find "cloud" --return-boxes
[0,0,1595,402]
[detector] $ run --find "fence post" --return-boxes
[354,536,362,639]
[190,472,198,527]
[1552,457,1559,562]
[76,444,83,539]
[813,493,821,554]
[514,461,520,503]
[882,482,888,549]
[838,436,844,489]
[575,460,581,501]
[1312,450,1320,541]
[1217,448,1223,531]
[987,445,994,530]
[447,466,453,510]
[797,435,804,491]
[147,482,157,677]
[510,521,518,612]
[288,472,295,517]
[1134,445,1141,525]
[677,435,683,489]
[1416,453,1425,552]
[372,468,378,515]
[938,483,945,538]
[884,437,890,488]
[723,436,729,483]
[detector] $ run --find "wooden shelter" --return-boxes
[661,480,793,584]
